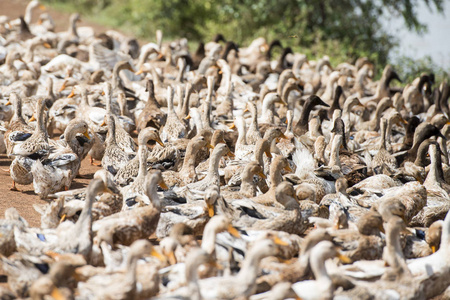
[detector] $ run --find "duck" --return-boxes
[185,143,233,192]
[77,240,164,299]
[252,155,292,206]
[114,127,164,186]
[371,118,398,174]
[291,240,351,300]
[162,135,212,188]
[136,79,167,131]
[234,181,307,235]
[161,86,188,143]
[101,114,135,175]
[13,178,111,259]
[9,98,49,191]
[156,188,226,240]
[104,82,136,154]
[92,171,166,246]
[293,95,330,136]
[187,239,284,300]
[120,129,165,209]
[31,121,90,199]
[4,92,34,156]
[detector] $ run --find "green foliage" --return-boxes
[43,0,444,73]
[392,55,449,85]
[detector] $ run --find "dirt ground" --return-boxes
[0,0,126,227]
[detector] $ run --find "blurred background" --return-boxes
[41,0,448,81]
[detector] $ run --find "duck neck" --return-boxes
[207,148,223,179]
[24,2,35,24]
[73,184,96,257]
[414,141,431,167]
[136,145,148,180]
[145,81,161,108]
[202,83,213,129]
[186,259,202,300]
[69,17,78,38]
[310,251,332,283]
[181,84,193,118]
[147,175,162,210]
[254,140,268,170]
[385,225,405,268]
[180,143,198,175]
[236,118,247,147]
[425,146,443,185]
[240,168,257,197]
[124,254,139,294]
[81,90,90,107]
[5,53,17,69]
[35,101,48,138]
[237,248,264,289]
[167,87,175,116]
[11,95,25,124]
[46,78,54,101]
[201,225,217,255]
[261,96,276,123]
[328,137,341,168]
[297,98,315,129]
[372,100,391,130]
[105,93,112,114]
[106,117,117,146]
[379,120,388,151]
[175,60,186,83]
[281,83,297,110]
[269,159,284,189]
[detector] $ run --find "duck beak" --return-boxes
[39,4,46,10]
[257,171,267,179]
[206,144,214,150]
[150,248,166,262]
[337,252,352,264]
[37,19,43,25]
[284,165,293,173]
[206,203,215,217]
[159,180,168,190]
[59,213,67,223]
[243,108,249,113]
[167,250,177,265]
[273,236,289,246]
[184,114,191,120]
[431,245,436,253]
[229,123,236,130]
[50,287,65,300]
[101,90,105,96]
[155,137,165,147]
[68,87,75,98]
[83,130,90,140]
[29,114,36,122]
[227,150,235,158]
[264,149,272,158]
[43,42,52,49]
[5,101,11,106]
[280,133,288,140]
[58,81,67,92]
[157,53,164,60]
[227,225,241,238]
[135,68,144,75]
[100,118,107,127]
